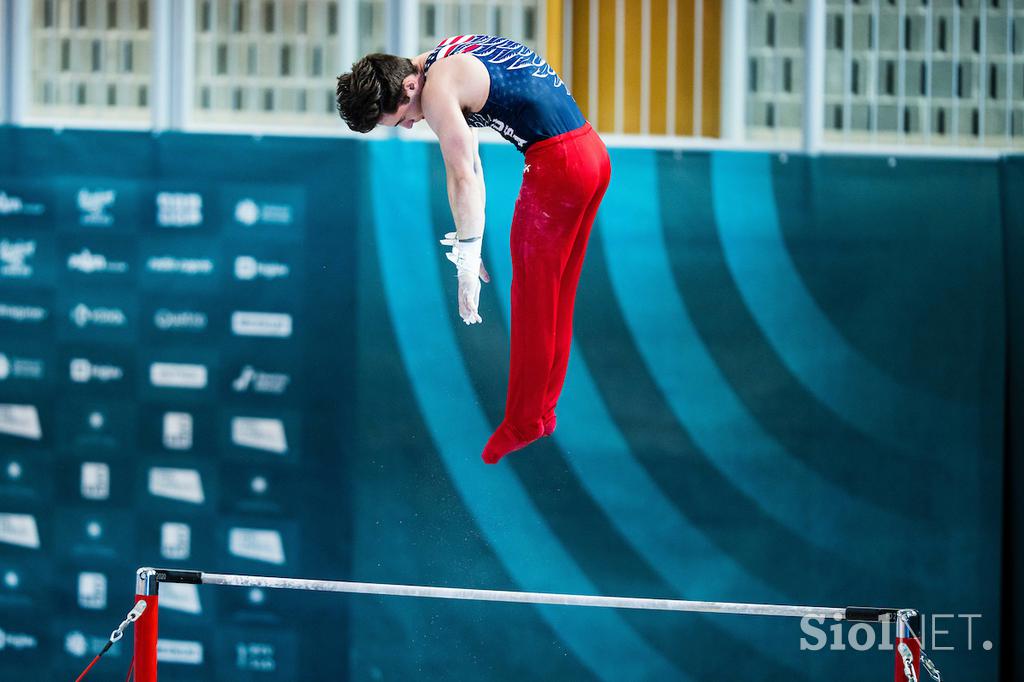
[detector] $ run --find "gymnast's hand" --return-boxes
[440,232,490,324]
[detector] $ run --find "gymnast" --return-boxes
[336,34,611,464]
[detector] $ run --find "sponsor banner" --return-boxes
[218,465,294,516]
[0,451,56,503]
[138,350,216,402]
[0,513,40,549]
[0,290,53,338]
[55,400,137,455]
[148,466,206,505]
[60,347,134,395]
[57,294,136,344]
[149,362,208,390]
[221,184,305,243]
[0,233,56,286]
[140,239,220,291]
[223,410,300,461]
[60,235,135,283]
[152,190,208,231]
[140,296,218,341]
[228,363,292,397]
[230,311,293,339]
[157,638,204,666]
[214,627,298,680]
[52,509,135,560]
[0,343,51,386]
[0,180,51,229]
[138,403,215,454]
[56,178,142,232]
[0,404,42,442]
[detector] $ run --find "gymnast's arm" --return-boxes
[472,129,486,213]
[422,66,485,242]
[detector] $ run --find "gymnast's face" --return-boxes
[378,74,424,130]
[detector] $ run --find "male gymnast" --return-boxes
[336,34,611,464]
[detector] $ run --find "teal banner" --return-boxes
[0,126,1018,681]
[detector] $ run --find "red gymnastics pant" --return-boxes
[484,123,611,463]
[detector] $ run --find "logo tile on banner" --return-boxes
[221,184,305,244]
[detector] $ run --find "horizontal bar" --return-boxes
[138,567,901,622]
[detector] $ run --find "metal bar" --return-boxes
[640,0,650,134]
[182,568,903,621]
[665,0,676,135]
[804,0,826,153]
[692,0,703,136]
[719,0,746,142]
[614,0,624,133]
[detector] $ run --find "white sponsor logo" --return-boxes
[80,462,111,500]
[157,639,204,665]
[232,366,290,395]
[236,641,277,672]
[77,189,116,226]
[70,303,127,329]
[146,256,214,275]
[162,412,193,450]
[0,302,47,323]
[0,239,36,278]
[234,198,293,227]
[0,628,39,652]
[65,631,110,658]
[0,191,45,217]
[228,528,285,565]
[77,572,107,610]
[159,583,201,614]
[70,358,124,383]
[154,308,207,331]
[234,255,290,281]
[149,362,208,389]
[231,417,287,454]
[0,404,41,440]
[0,513,40,548]
[0,352,44,381]
[67,248,128,274]
[148,467,205,504]
[156,192,202,227]
[160,522,192,561]
[231,311,292,338]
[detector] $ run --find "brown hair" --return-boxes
[336,54,417,133]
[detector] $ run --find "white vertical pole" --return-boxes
[803,0,826,154]
[0,0,8,124]
[870,0,879,143]
[640,0,649,134]
[341,0,358,70]
[1006,0,1013,146]
[978,0,987,144]
[924,1,932,143]
[589,0,598,129]
[171,0,195,130]
[720,0,746,142]
[952,1,959,144]
[692,0,703,136]
[843,0,852,140]
[897,0,905,143]
[539,0,547,54]
[666,0,676,135]
[614,0,623,133]
[9,0,28,123]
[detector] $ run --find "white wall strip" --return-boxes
[614,0,624,133]
[666,0,676,136]
[692,0,703,136]
[640,0,651,135]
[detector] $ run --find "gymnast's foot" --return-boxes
[481,420,545,464]
[542,411,557,437]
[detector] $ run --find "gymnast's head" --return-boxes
[336,54,424,132]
